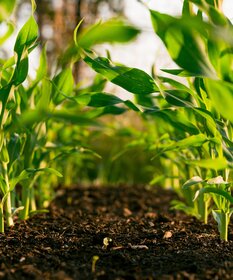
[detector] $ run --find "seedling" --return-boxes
[92,255,99,273]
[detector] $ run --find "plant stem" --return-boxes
[220,211,228,241]
[0,206,4,233]
[20,184,30,220]
[3,162,14,227]
[204,199,209,224]
[30,187,37,212]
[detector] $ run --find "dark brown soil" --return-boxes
[1,185,233,280]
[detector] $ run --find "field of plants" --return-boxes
[0,0,233,279]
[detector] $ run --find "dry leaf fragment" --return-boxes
[123,208,132,217]
[163,231,172,239]
[128,243,149,250]
[145,212,157,218]
[111,246,124,250]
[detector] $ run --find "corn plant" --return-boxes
[84,0,233,240]
[0,0,141,232]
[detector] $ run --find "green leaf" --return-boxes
[84,55,158,94]
[36,46,47,82]
[145,108,199,135]
[7,133,21,171]
[12,55,28,85]
[207,176,229,185]
[36,79,51,111]
[161,69,193,77]
[77,19,140,49]
[0,175,7,195]
[10,168,62,192]
[0,22,14,45]
[193,108,220,138]
[14,16,38,60]
[76,92,139,111]
[150,10,216,78]
[84,106,126,118]
[189,0,228,26]
[52,68,74,104]
[0,145,9,163]
[18,109,99,128]
[78,93,123,107]
[194,187,233,204]
[10,169,34,191]
[0,0,16,22]
[36,167,63,178]
[52,147,101,161]
[212,209,232,241]
[0,84,11,105]
[150,175,165,185]
[50,110,100,125]
[162,134,208,152]
[164,90,192,107]
[29,209,49,217]
[31,0,36,13]
[182,176,204,189]
[186,157,228,170]
[124,100,140,112]
[205,79,233,122]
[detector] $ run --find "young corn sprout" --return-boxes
[183,175,233,241]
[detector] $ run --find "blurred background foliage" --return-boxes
[15,0,124,78]
[11,0,156,187]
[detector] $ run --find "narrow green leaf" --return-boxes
[52,68,74,104]
[144,108,199,135]
[84,106,126,118]
[150,175,165,185]
[205,79,233,122]
[0,22,14,45]
[77,19,140,48]
[7,133,21,171]
[10,169,33,191]
[18,109,99,127]
[163,134,208,152]
[161,69,193,77]
[164,90,193,107]
[31,0,36,13]
[36,46,47,82]
[0,0,16,22]
[207,176,229,185]
[12,56,28,85]
[189,0,228,26]
[76,92,140,112]
[194,187,233,204]
[0,175,7,195]
[36,168,63,178]
[86,93,123,107]
[84,55,158,94]
[124,100,140,112]
[14,16,38,60]
[187,157,228,170]
[182,176,204,189]
[193,108,219,138]
[150,10,216,78]
[36,79,51,111]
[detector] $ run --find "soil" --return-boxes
[0,185,233,280]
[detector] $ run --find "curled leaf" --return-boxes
[207,176,229,185]
[182,176,204,189]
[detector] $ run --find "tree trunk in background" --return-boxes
[17,0,124,79]
[36,0,79,71]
